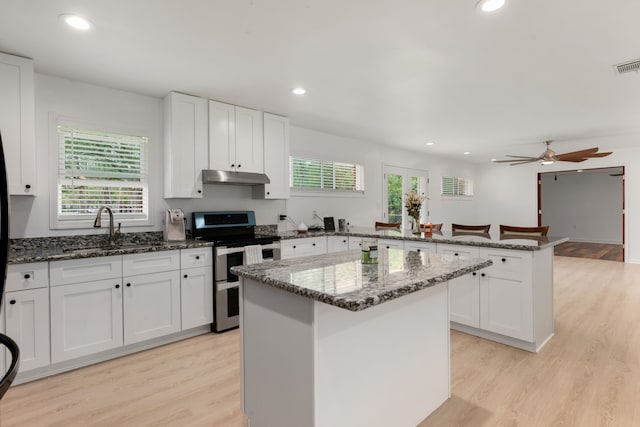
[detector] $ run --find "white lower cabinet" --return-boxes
[281,237,327,259]
[181,266,214,329]
[123,270,181,345]
[327,236,349,253]
[4,262,50,372]
[50,278,124,363]
[348,236,363,250]
[479,248,533,342]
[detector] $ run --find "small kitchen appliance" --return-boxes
[164,208,186,241]
[192,210,280,332]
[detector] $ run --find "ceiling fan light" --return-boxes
[540,160,555,165]
[476,0,506,13]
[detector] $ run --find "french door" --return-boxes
[382,165,429,230]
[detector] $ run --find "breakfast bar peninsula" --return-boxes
[232,248,491,427]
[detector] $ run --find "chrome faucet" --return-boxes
[93,206,122,246]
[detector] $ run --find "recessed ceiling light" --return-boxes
[577,169,583,173]
[60,14,92,30]
[463,151,471,155]
[490,158,497,162]
[476,0,506,13]
[425,142,434,146]
[291,87,306,95]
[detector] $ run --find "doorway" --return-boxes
[382,165,429,230]
[538,166,624,262]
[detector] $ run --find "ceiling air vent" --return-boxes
[614,58,640,74]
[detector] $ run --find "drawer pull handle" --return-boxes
[386,245,390,249]
[481,273,486,277]
[501,258,506,262]
[195,255,200,260]
[267,191,270,195]
[23,273,31,279]
[454,253,459,256]
[231,164,235,168]
[472,272,477,276]
[9,299,16,305]
[184,274,188,278]
[416,249,421,252]
[197,190,202,194]
[312,243,316,246]
[237,164,241,168]
[126,283,131,287]
[25,184,31,189]
[293,245,296,249]
[115,284,120,289]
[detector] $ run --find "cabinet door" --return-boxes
[208,100,235,171]
[181,266,214,330]
[51,279,124,363]
[0,52,36,195]
[448,273,480,328]
[348,236,363,250]
[5,288,50,371]
[404,241,436,254]
[164,92,208,198]
[181,247,213,269]
[123,270,181,345]
[234,106,263,174]
[479,248,533,341]
[6,262,48,291]
[327,236,349,253]
[255,113,289,199]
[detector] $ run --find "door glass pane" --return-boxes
[411,176,419,193]
[387,174,403,224]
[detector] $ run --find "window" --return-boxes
[290,156,364,193]
[441,176,473,197]
[55,124,149,228]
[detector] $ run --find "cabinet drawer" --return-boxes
[378,239,404,250]
[480,248,532,281]
[405,241,436,254]
[50,256,122,286]
[281,237,327,259]
[6,262,49,291]
[123,251,180,276]
[437,244,480,258]
[348,236,363,250]
[181,247,213,268]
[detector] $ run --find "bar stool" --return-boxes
[499,225,549,236]
[451,223,491,233]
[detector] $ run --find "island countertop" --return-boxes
[231,248,492,311]
[279,227,569,250]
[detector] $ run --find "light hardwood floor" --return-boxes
[2,256,640,426]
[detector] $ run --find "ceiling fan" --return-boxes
[493,140,612,166]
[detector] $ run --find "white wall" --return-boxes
[541,171,622,244]
[10,74,474,238]
[474,143,639,262]
[286,127,476,231]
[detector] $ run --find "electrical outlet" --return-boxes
[279,214,287,221]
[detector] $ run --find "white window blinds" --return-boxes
[441,176,473,196]
[290,156,364,192]
[57,125,149,221]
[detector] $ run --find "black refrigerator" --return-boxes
[0,133,20,399]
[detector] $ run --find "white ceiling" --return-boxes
[2,0,640,163]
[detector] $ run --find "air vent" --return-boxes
[615,59,640,74]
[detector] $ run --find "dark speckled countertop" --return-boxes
[279,227,568,250]
[9,232,213,264]
[232,248,492,311]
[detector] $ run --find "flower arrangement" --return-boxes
[404,191,425,222]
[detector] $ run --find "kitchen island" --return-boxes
[232,248,492,427]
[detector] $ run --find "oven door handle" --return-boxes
[218,282,239,291]
[216,246,245,256]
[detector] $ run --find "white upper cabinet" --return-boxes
[253,113,290,199]
[209,100,264,174]
[164,92,208,198]
[0,52,36,196]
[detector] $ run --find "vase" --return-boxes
[412,217,421,234]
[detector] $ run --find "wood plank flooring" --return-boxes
[554,241,623,262]
[2,256,640,426]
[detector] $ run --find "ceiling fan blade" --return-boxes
[558,158,588,163]
[584,152,612,158]
[508,159,539,166]
[555,147,599,160]
[504,155,540,160]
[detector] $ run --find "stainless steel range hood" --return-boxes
[202,170,270,186]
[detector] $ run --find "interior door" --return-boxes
[382,165,429,229]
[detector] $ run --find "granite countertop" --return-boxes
[232,248,492,311]
[279,227,569,250]
[8,232,213,264]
